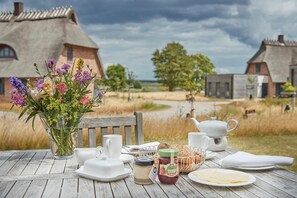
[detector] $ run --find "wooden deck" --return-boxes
[0,148,297,198]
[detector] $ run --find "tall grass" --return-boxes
[1,97,297,148]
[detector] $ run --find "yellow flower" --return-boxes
[76,58,84,70]
[43,77,55,96]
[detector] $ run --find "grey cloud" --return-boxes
[4,0,250,24]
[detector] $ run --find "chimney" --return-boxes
[278,34,284,43]
[13,2,24,16]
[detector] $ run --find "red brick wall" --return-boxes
[246,63,275,97]
[57,45,105,98]
[58,45,104,78]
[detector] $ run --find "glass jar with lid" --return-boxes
[158,148,179,184]
[134,157,154,185]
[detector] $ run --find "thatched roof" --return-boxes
[0,6,99,78]
[247,38,297,82]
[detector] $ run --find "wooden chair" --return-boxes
[76,112,144,147]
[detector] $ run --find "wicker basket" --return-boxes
[153,145,206,173]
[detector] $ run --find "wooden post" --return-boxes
[134,112,144,145]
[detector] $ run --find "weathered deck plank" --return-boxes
[42,179,63,198]
[23,179,47,198]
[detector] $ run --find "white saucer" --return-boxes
[205,151,217,160]
[76,167,132,182]
[120,154,134,163]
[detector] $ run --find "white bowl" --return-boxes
[83,158,125,177]
[74,148,97,166]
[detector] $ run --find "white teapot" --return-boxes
[190,117,238,138]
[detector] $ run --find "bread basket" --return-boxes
[153,145,206,173]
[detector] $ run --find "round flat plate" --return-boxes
[188,168,256,187]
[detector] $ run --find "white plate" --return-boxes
[233,165,275,170]
[120,154,134,163]
[205,151,217,160]
[76,167,132,182]
[188,168,256,187]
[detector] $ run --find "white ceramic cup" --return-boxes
[103,134,122,159]
[188,132,210,150]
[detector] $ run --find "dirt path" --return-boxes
[143,100,231,119]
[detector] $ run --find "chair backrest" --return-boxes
[76,112,144,147]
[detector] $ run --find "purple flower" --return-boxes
[9,76,29,95]
[56,68,66,75]
[74,70,92,83]
[62,64,71,71]
[47,59,56,68]
[35,79,44,92]
[10,88,26,106]
[97,91,105,98]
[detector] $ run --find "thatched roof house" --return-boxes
[0,2,104,101]
[245,35,297,97]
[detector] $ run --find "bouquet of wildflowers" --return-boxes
[9,58,105,158]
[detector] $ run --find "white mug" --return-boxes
[188,132,210,150]
[103,134,122,159]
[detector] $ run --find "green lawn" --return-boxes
[228,135,297,172]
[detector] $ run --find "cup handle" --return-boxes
[203,136,211,150]
[227,119,238,132]
[106,139,112,158]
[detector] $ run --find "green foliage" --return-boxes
[151,42,216,92]
[180,54,216,92]
[281,82,297,92]
[105,64,127,92]
[133,80,142,89]
[151,42,187,91]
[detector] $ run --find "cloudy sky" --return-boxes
[2,0,297,80]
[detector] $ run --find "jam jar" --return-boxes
[158,148,179,184]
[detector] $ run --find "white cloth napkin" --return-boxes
[124,141,160,152]
[219,151,294,168]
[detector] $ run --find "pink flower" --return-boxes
[55,83,67,95]
[80,95,90,106]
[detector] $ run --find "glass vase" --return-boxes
[39,114,81,160]
[46,127,77,159]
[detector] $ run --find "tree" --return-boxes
[151,42,216,92]
[105,64,127,92]
[151,42,187,91]
[180,54,216,92]
[180,54,216,117]
[126,68,136,101]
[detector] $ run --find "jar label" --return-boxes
[149,164,158,183]
[159,163,179,177]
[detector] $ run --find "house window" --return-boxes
[208,82,212,96]
[256,63,261,74]
[0,78,4,95]
[67,47,73,61]
[216,82,220,97]
[225,82,230,97]
[0,45,16,58]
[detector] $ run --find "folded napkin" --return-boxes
[125,141,160,152]
[219,151,294,168]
